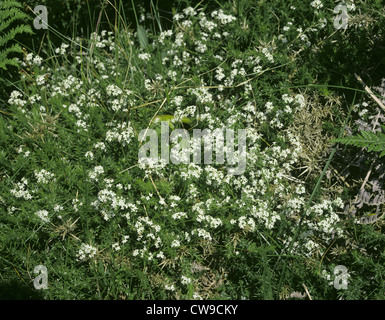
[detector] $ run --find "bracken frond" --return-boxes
[332,125,385,157]
[0,0,33,70]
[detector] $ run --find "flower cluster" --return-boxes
[77,243,98,261]
[34,169,56,184]
[105,121,134,146]
[1,2,360,299]
[10,178,33,200]
[35,209,50,223]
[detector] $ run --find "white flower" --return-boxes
[105,121,134,146]
[68,104,82,117]
[117,236,128,245]
[183,7,196,16]
[310,0,323,10]
[77,243,97,261]
[173,13,184,21]
[76,119,88,132]
[181,275,192,285]
[55,43,69,55]
[10,178,33,200]
[172,212,187,220]
[34,169,55,184]
[36,74,47,86]
[156,251,165,260]
[193,292,203,300]
[138,53,151,61]
[265,101,274,113]
[171,239,181,247]
[158,30,173,44]
[181,20,193,28]
[195,41,207,53]
[215,67,226,81]
[165,284,176,291]
[32,55,43,66]
[190,87,213,104]
[112,242,121,251]
[172,96,183,107]
[106,84,123,96]
[54,205,63,212]
[359,109,368,117]
[85,151,94,160]
[317,17,327,29]
[199,16,217,32]
[8,90,27,107]
[262,48,274,63]
[333,197,344,209]
[295,94,306,109]
[211,9,236,24]
[94,142,106,151]
[193,228,212,241]
[238,216,256,232]
[174,32,185,47]
[28,94,41,105]
[347,2,356,11]
[35,209,50,223]
[89,165,104,181]
[167,70,177,80]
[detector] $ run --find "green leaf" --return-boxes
[152,115,175,130]
[0,0,34,70]
[137,25,148,50]
[151,115,193,130]
[332,129,385,157]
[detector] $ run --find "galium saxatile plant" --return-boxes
[1,2,365,299]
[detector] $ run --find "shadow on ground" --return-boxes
[0,279,44,300]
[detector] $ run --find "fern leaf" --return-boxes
[0,8,31,33]
[0,0,33,70]
[332,128,385,157]
[0,25,33,47]
[0,43,22,69]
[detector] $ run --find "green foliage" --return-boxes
[137,25,149,50]
[332,126,385,157]
[0,0,33,70]
[152,115,193,130]
[1,0,385,301]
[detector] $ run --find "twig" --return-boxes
[149,175,167,207]
[302,283,313,300]
[355,73,385,112]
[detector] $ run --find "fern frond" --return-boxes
[0,0,33,70]
[0,25,33,47]
[0,6,31,33]
[0,43,23,69]
[332,126,385,157]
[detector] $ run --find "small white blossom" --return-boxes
[77,243,97,261]
[138,53,151,61]
[89,165,104,181]
[171,239,181,248]
[35,210,50,223]
[310,0,323,10]
[34,169,55,184]
[181,275,192,285]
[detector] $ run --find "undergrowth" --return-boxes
[1,0,385,300]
